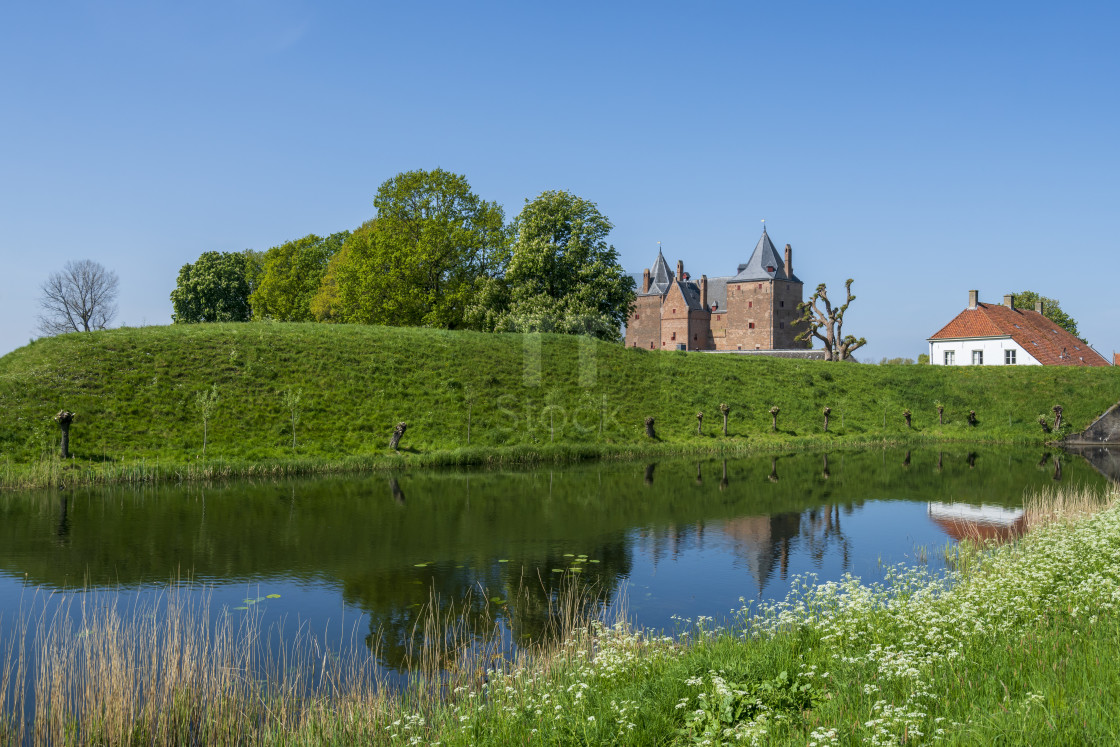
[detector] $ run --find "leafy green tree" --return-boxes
[170,251,257,323]
[1013,290,1083,341]
[322,170,507,328]
[494,190,635,340]
[250,231,349,321]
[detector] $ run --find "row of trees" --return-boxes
[169,170,637,340]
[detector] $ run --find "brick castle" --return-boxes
[626,228,808,351]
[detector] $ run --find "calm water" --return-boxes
[0,447,1108,670]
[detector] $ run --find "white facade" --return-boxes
[928,336,1041,366]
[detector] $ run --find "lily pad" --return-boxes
[266,594,281,599]
[569,567,583,573]
[563,553,575,557]
[490,597,504,603]
[589,559,600,563]
[414,563,428,568]
[551,569,564,573]
[497,559,509,563]
[234,606,248,611]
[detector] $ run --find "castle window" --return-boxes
[757,284,762,290]
[672,308,676,314]
[693,334,698,340]
[780,301,784,307]
[766,265,775,273]
[749,322,755,329]
[671,332,676,340]
[737,345,742,350]
[634,313,640,320]
[716,315,721,321]
[650,342,654,349]
[748,301,753,309]
[780,322,784,329]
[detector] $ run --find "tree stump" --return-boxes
[644,416,656,439]
[823,406,831,432]
[54,411,74,459]
[903,409,912,429]
[696,411,703,436]
[769,406,780,433]
[967,410,977,427]
[719,403,730,436]
[1052,405,1063,431]
[390,422,407,451]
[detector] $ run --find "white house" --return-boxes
[927,291,1109,367]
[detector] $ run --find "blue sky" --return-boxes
[2,1,1118,360]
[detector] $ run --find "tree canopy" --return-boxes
[250,231,349,321]
[318,169,507,328]
[1013,290,1083,341]
[494,190,635,340]
[170,250,259,323]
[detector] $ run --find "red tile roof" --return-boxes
[928,302,1110,367]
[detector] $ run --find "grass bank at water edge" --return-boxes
[1,323,1117,487]
[3,484,1118,745]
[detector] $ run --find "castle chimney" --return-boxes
[676,260,684,281]
[700,275,708,309]
[1035,300,1044,315]
[968,290,979,309]
[784,244,793,278]
[642,268,650,293]
[1003,294,1014,309]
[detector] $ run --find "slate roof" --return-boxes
[731,229,802,283]
[676,280,706,310]
[928,302,1109,367]
[642,250,675,295]
[706,277,732,312]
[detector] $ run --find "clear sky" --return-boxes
[2,1,1118,361]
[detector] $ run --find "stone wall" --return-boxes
[1064,402,1120,445]
[625,294,663,349]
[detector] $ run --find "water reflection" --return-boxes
[0,447,1109,670]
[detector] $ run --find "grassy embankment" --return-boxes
[1,322,1117,487]
[3,483,1118,745]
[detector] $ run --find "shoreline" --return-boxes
[2,432,1052,491]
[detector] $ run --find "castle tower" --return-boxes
[720,228,806,350]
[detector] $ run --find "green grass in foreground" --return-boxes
[1,322,1118,486]
[4,485,1119,745]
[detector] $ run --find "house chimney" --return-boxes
[968,290,979,309]
[1003,294,1014,309]
[784,244,793,278]
[1035,300,1044,315]
[700,275,708,309]
[676,260,684,281]
[642,268,650,293]
[1113,353,1120,367]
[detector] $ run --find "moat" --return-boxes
[0,446,1109,671]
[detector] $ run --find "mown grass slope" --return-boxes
[0,323,1117,483]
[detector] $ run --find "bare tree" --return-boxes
[795,278,866,361]
[38,260,119,335]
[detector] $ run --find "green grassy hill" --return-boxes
[1,323,1117,486]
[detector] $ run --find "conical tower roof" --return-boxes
[731,228,800,283]
[644,249,675,295]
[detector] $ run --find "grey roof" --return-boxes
[677,280,706,310]
[706,276,731,312]
[731,229,802,283]
[643,250,675,295]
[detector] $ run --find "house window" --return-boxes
[749,322,755,329]
[1005,349,1016,365]
[972,350,984,365]
[944,351,955,365]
